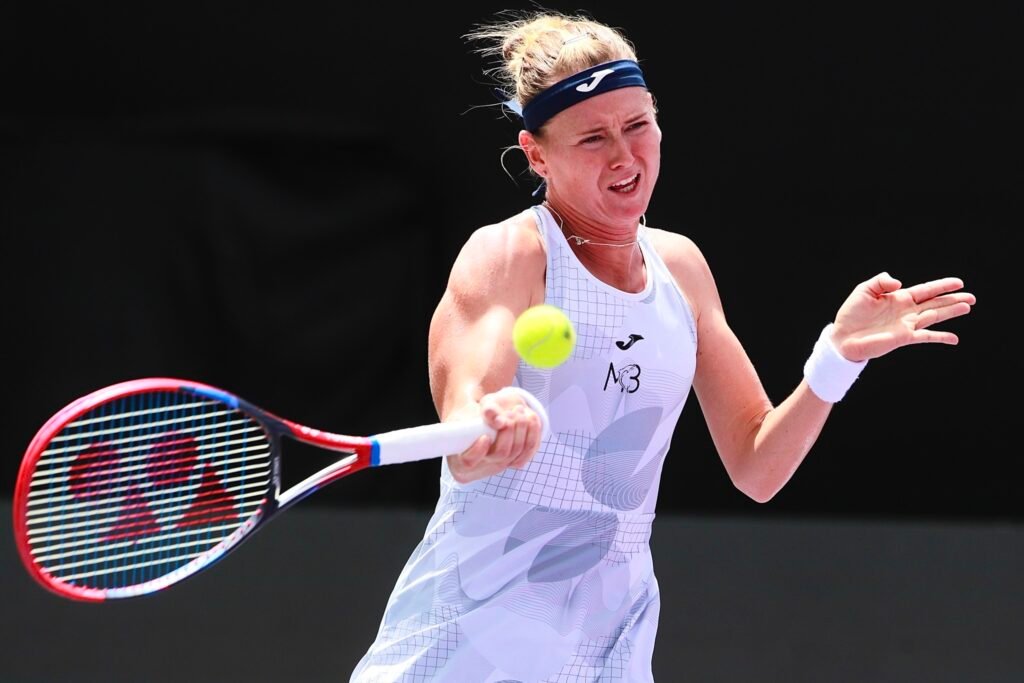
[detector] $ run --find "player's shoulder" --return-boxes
[644,225,719,320]
[644,226,711,276]
[448,208,546,299]
[454,209,545,273]
[465,209,546,262]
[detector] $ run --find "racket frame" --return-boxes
[13,378,376,602]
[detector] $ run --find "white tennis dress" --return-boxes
[351,204,698,682]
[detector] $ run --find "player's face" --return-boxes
[531,87,661,226]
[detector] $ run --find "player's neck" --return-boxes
[543,200,646,292]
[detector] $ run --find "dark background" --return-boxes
[1,2,1018,520]
[1,3,1021,682]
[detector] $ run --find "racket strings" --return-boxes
[23,390,273,592]
[24,472,271,523]
[26,476,270,525]
[27,489,270,550]
[29,447,270,498]
[33,521,251,565]
[30,422,265,474]
[44,401,228,441]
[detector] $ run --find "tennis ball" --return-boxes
[513,304,576,369]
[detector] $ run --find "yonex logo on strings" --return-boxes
[575,68,616,93]
[69,434,239,543]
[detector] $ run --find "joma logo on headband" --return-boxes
[575,68,616,93]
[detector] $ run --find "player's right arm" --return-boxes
[428,216,548,484]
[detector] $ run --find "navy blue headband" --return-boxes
[519,59,647,133]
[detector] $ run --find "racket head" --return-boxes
[13,378,282,601]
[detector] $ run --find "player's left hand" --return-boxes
[831,272,976,362]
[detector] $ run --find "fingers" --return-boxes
[479,399,507,431]
[447,434,494,483]
[510,408,543,468]
[915,301,973,330]
[489,401,540,469]
[918,292,976,311]
[487,405,521,462]
[862,273,974,308]
[452,391,544,482]
[836,272,974,361]
[863,272,903,297]
[840,330,898,361]
[904,276,966,304]
[459,434,493,469]
[910,279,974,335]
[910,329,960,346]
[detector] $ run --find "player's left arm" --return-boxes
[647,229,813,502]
[648,229,973,503]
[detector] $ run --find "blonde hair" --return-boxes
[465,9,639,117]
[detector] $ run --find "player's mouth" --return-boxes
[609,173,640,194]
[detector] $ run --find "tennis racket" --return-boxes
[13,377,548,602]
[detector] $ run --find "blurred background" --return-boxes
[1,2,1019,681]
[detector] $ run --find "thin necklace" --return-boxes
[544,202,645,248]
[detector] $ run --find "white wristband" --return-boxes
[803,323,868,403]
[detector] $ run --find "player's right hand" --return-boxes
[445,387,544,484]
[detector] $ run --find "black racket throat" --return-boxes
[272,435,359,510]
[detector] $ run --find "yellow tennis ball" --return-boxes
[513,304,576,369]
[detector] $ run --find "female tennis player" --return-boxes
[350,10,975,682]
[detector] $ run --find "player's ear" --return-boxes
[519,130,548,178]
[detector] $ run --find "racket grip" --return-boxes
[372,387,550,467]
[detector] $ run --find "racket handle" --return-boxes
[372,387,550,467]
